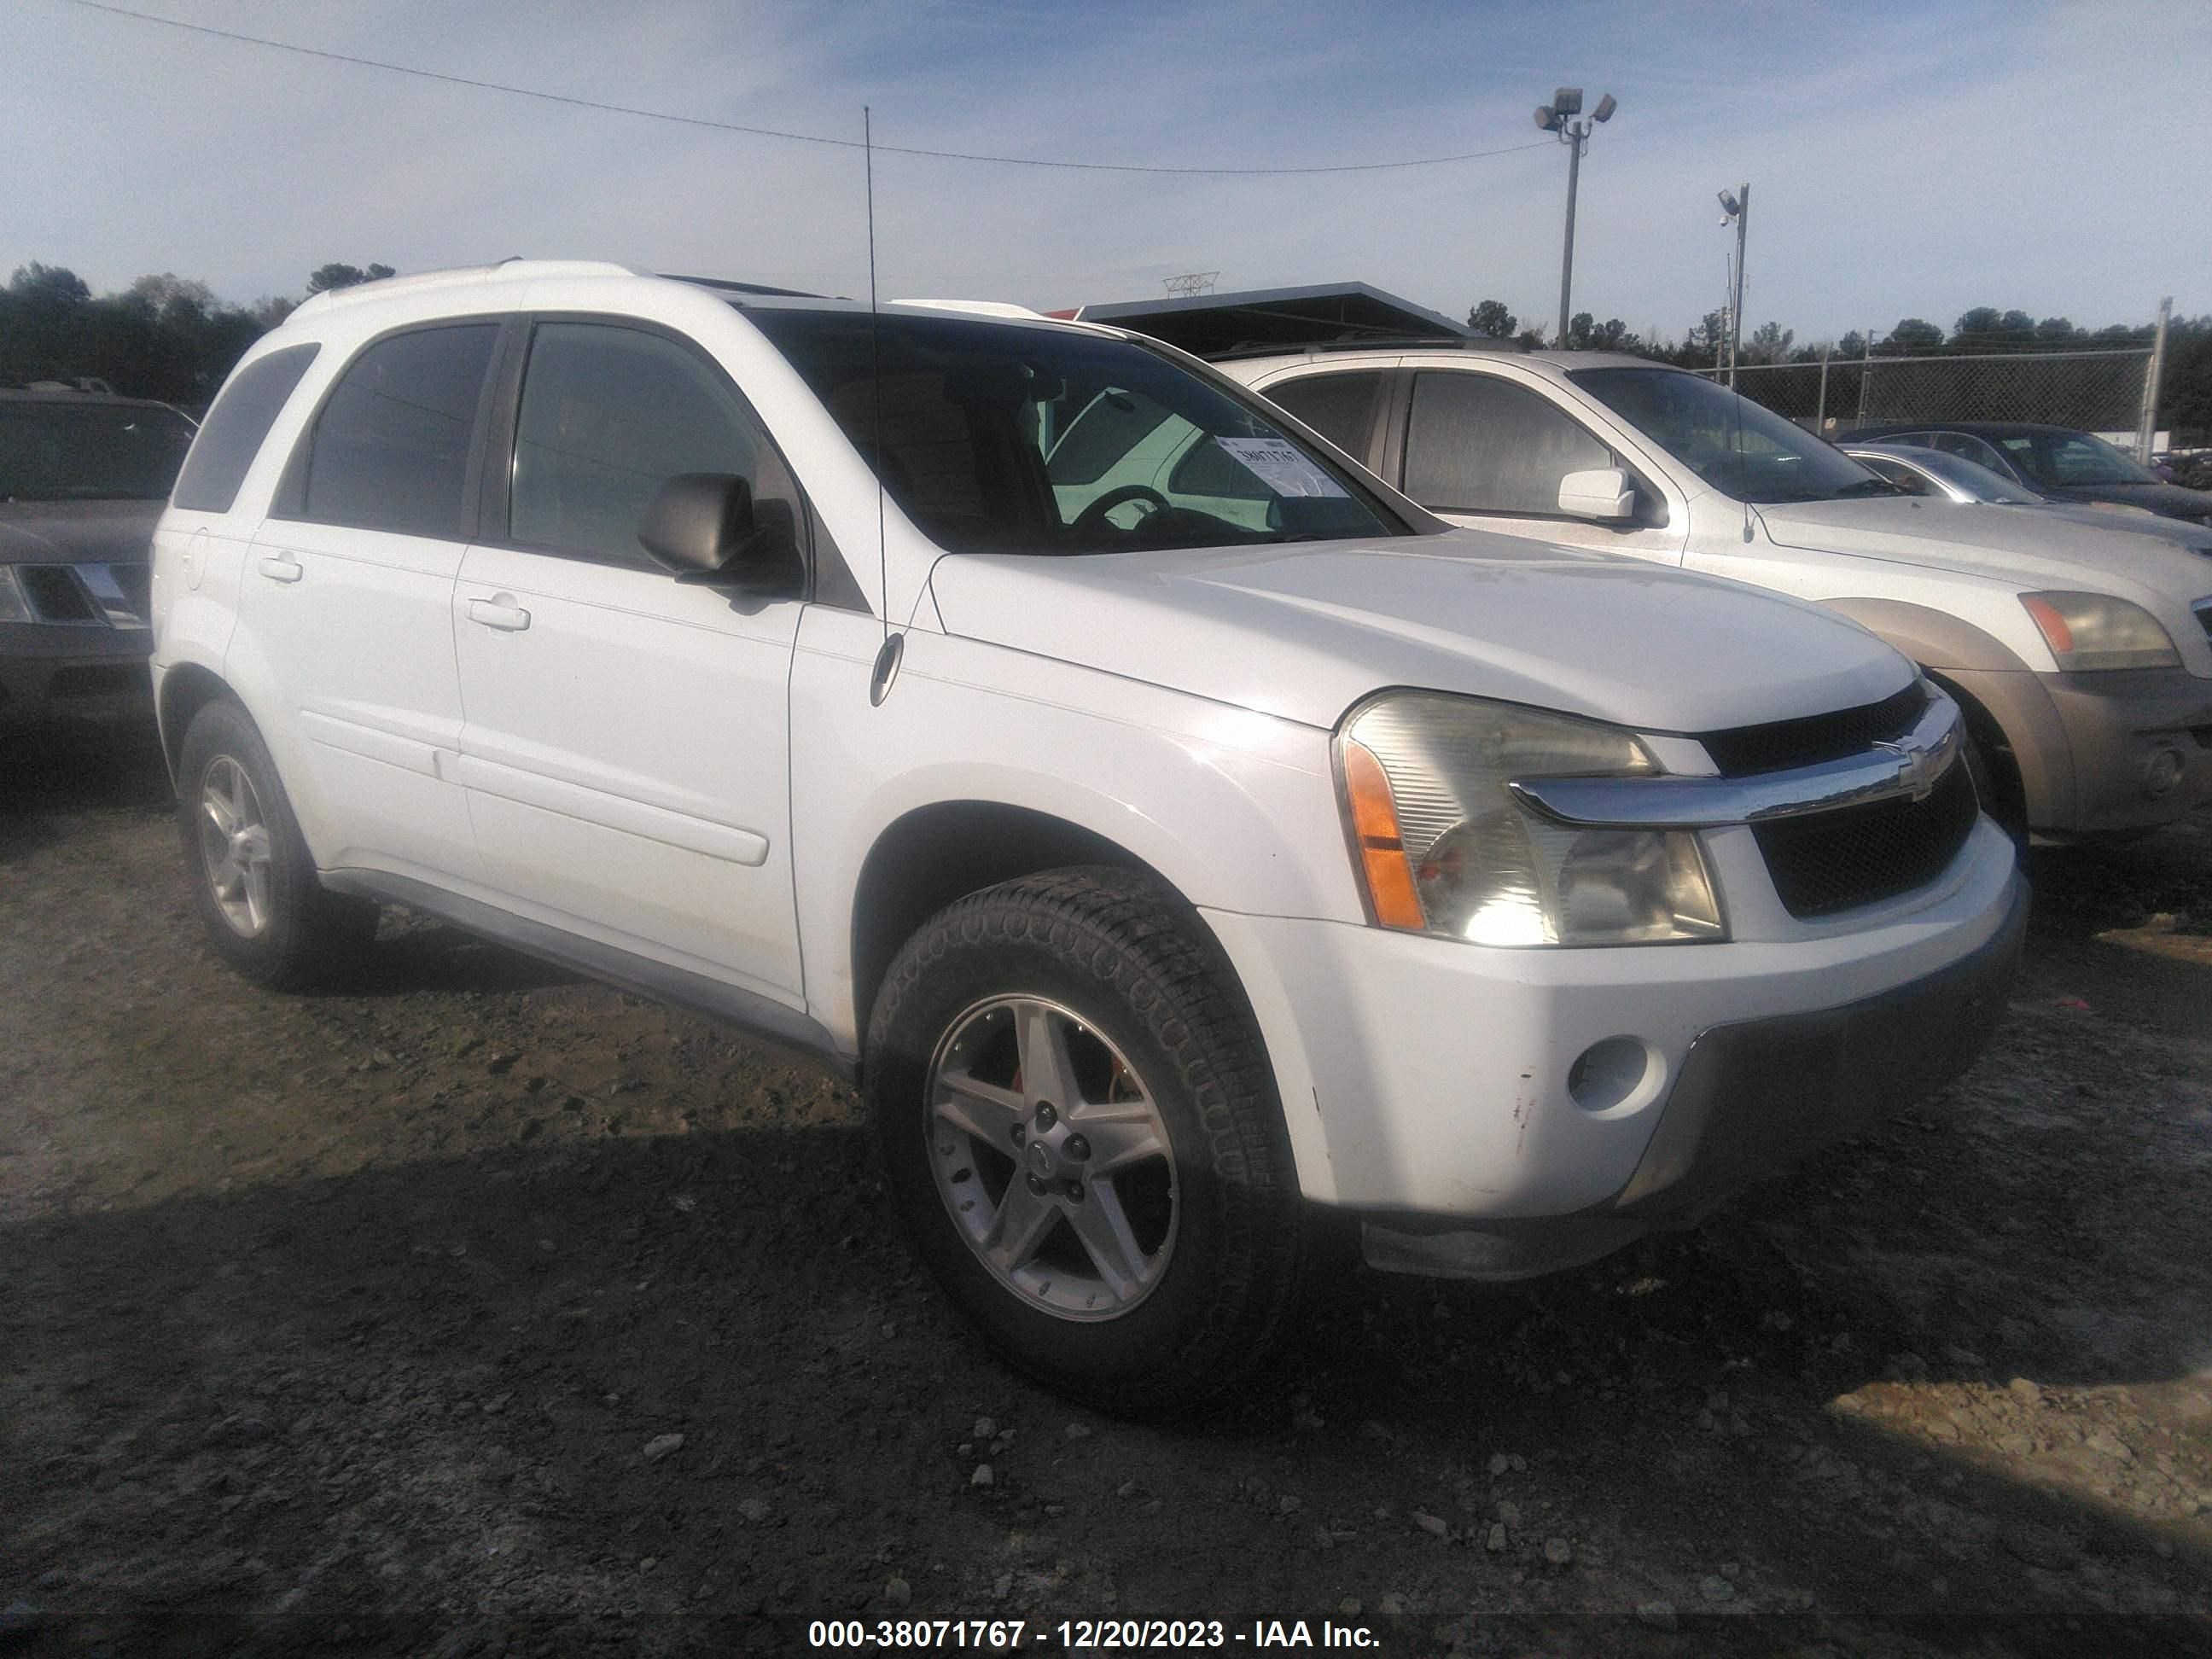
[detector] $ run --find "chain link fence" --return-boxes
[1697,348,2154,443]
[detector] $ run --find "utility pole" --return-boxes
[1816,343,1831,433]
[2137,296,2172,463]
[1719,183,1749,388]
[1534,89,1617,347]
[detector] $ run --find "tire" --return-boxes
[175,698,377,990]
[866,865,1305,1415]
[1961,728,2027,849]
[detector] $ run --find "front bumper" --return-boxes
[1947,663,2212,839]
[1201,816,2023,1247]
[0,621,155,726]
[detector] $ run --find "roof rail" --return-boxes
[662,274,824,299]
[1204,334,1528,363]
[291,259,649,318]
[891,299,1051,321]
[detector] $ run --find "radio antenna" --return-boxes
[864,106,904,703]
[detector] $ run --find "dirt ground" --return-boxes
[3,733,2209,1657]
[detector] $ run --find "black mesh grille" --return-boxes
[1755,760,1980,919]
[19,566,96,622]
[1700,681,1929,777]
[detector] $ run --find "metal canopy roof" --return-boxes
[1057,282,1468,354]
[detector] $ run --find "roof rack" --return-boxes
[1203,334,1528,362]
[290,259,649,318]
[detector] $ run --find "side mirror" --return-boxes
[637,473,804,596]
[1557,467,1636,522]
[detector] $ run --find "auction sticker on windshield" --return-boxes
[1214,437,1349,498]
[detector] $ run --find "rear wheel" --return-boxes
[176,699,376,989]
[866,866,1304,1415]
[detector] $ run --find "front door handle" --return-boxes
[467,597,531,632]
[256,555,303,584]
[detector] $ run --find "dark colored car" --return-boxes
[0,387,195,727]
[1847,421,2212,527]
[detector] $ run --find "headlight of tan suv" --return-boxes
[1337,692,1726,946]
[2020,591,2180,672]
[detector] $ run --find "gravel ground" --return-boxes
[3,733,2209,1657]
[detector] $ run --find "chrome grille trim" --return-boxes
[1510,690,1965,830]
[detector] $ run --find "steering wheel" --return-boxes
[1072,484,1171,536]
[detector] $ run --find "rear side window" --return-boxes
[1405,372,1611,515]
[1265,371,1385,464]
[171,344,318,512]
[294,324,498,537]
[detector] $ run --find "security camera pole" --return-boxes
[1718,184,1750,387]
[1534,88,1616,347]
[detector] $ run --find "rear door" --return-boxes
[451,316,806,1002]
[243,320,502,879]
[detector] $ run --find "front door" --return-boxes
[1394,370,1688,564]
[451,317,806,1003]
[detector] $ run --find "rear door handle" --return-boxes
[467,597,531,632]
[256,555,303,584]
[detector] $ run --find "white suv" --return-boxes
[1220,346,2212,843]
[150,264,2023,1410]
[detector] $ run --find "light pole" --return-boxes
[1534,88,1617,347]
[1718,184,1749,387]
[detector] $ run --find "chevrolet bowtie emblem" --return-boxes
[1875,738,1938,802]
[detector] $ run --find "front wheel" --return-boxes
[866,866,1305,1415]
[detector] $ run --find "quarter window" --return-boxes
[172,344,319,513]
[1265,371,1385,463]
[1405,372,1613,515]
[297,325,498,537]
[509,323,773,564]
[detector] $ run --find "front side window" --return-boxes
[2010,430,2157,488]
[1265,370,1386,463]
[745,308,1405,555]
[1923,430,2022,479]
[172,344,319,513]
[1404,372,1614,515]
[1569,367,1883,504]
[509,323,778,564]
[1,399,196,503]
[298,324,498,537]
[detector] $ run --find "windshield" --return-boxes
[745,308,1406,555]
[0,400,197,500]
[1877,445,2046,504]
[1995,429,2159,488]
[1568,367,1883,504]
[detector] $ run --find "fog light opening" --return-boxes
[2142,747,2184,798]
[1567,1036,1658,1115]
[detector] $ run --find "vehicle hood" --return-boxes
[926,529,1912,732]
[0,498,163,565]
[1752,496,2212,604]
[2043,480,2212,523]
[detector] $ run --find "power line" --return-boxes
[52,0,1558,178]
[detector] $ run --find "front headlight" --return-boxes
[1338,693,1726,946]
[2020,591,2180,672]
[0,567,32,624]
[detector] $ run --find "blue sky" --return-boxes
[7,0,2208,343]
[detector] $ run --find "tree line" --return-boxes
[0,261,392,409]
[3,259,2205,442]
[1464,298,2212,441]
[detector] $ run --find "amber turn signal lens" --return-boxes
[2020,595,2075,655]
[1342,739,1425,930]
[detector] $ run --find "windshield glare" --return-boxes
[1568,367,1879,504]
[0,400,197,501]
[744,309,1403,554]
[1873,445,2043,504]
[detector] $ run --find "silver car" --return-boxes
[1844,441,2212,561]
